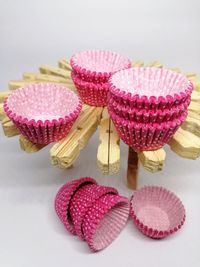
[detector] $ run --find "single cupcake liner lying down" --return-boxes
[4,83,82,144]
[109,67,193,110]
[70,49,131,83]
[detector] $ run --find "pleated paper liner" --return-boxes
[71,71,108,106]
[70,49,131,83]
[108,96,190,123]
[109,109,186,151]
[4,83,82,144]
[70,184,118,240]
[109,67,193,110]
[55,177,97,235]
[82,194,130,252]
[130,186,186,239]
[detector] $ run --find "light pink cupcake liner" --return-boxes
[4,83,82,144]
[130,186,186,239]
[55,177,97,234]
[70,184,118,240]
[108,96,190,123]
[71,72,108,106]
[82,194,130,252]
[109,109,186,151]
[109,67,193,110]
[70,49,131,83]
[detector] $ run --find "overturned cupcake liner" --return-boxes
[70,49,131,83]
[82,194,130,252]
[72,72,108,106]
[109,109,186,151]
[55,177,97,235]
[70,184,118,240]
[130,186,186,239]
[4,83,82,144]
[109,67,193,110]
[108,95,190,123]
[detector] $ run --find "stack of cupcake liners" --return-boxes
[108,67,193,151]
[55,178,186,251]
[55,177,130,252]
[4,83,82,144]
[70,50,131,106]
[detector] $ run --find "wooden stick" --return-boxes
[170,68,181,72]
[19,135,47,153]
[168,127,200,159]
[1,117,20,137]
[0,103,6,121]
[131,61,144,67]
[58,59,72,71]
[39,64,71,79]
[109,121,120,174]
[146,61,163,68]
[138,148,166,172]
[0,91,11,103]
[50,106,103,168]
[181,116,200,137]
[191,90,200,102]
[23,73,69,83]
[127,147,139,189]
[188,101,200,115]
[192,79,200,92]
[186,72,197,79]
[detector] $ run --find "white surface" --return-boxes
[0,0,200,266]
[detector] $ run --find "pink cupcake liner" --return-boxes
[55,177,97,235]
[82,194,130,252]
[71,71,108,106]
[4,83,82,144]
[70,49,131,83]
[70,184,118,240]
[108,96,190,123]
[109,109,186,151]
[109,67,193,110]
[130,186,186,239]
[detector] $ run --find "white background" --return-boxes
[0,0,200,266]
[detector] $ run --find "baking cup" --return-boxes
[108,95,190,123]
[109,109,186,151]
[82,194,130,252]
[71,71,108,106]
[109,67,193,110]
[130,186,186,239]
[70,49,131,83]
[70,184,118,239]
[55,177,97,235]
[4,83,82,144]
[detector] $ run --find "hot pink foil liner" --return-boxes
[55,177,97,235]
[109,109,186,151]
[108,95,190,123]
[108,67,193,109]
[4,83,82,144]
[82,194,130,252]
[71,72,108,106]
[130,186,186,239]
[70,49,131,83]
[70,184,118,240]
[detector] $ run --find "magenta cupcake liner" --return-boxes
[70,49,131,83]
[54,177,97,235]
[130,186,186,239]
[109,109,186,151]
[82,194,130,252]
[4,83,82,144]
[108,96,190,123]
[71,71,108,106]
[108,67,193,110]
[70,184,118,240]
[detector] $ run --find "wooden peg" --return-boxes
[188,101,200,115]
[23,73,69,84]
[58,59,72,71]
[146,61,163,68]
[132,61,144,67]
[186,72,197,79]
[181,116,200,137]
[39,64,72,79]
[127,147,139,189]
[0,91,11,103]
[1,117,20,137]
[168,127,200,159]
[19,135,46,153]
[0,103,6,121]
[138,148,166,172]
[192,79,200,92]
[9,80,40,90]
[97,108,120,175]
[191,90,200,102]
[50,106,103,169]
